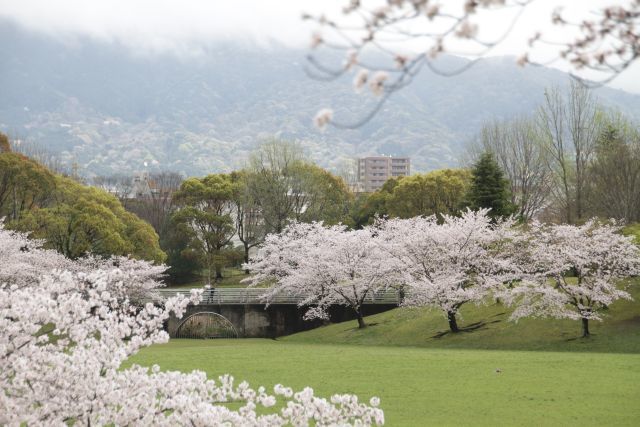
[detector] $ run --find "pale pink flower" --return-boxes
[353,69,369,91]
[313,108,333,130]
[369,71,389,96]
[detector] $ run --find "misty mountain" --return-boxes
[2,20,640,178]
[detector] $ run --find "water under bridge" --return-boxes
[157,288,401,339]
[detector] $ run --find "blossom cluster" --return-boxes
[0,225,384,426]
[247,210,640,333]
[505,220,640,323]
[245,222,399,327]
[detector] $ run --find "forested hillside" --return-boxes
[3,20,640,177]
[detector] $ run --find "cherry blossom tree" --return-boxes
[305,1,640,128]
[507,220,640,337]
[246,222,397,328]
[0,225,384,425]
[376,209,518,333]
[0,223,165,302]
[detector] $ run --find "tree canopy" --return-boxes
[1,152,164,262]
[0,152,56,222]
[11,175,165,262]
[172,174,237,283]
[467,152,515,220]
[247,139,352,233]
[388,169,471,219]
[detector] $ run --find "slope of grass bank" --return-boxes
[129,340,640,426]
[282,280,640,353]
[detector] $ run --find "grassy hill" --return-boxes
[282,279,640,353]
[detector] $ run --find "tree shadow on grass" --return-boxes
[565,335,595,342]
[348,322,380,331]
[431,319,502,339]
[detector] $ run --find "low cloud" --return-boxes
[0,0,334,56]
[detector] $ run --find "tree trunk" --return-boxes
[447,310,460,333]
[356,313,367,329]
[215,264,223,281]
[354,306,367,329]
[244,245,250,274]
[12,186,17,220]
[581,317,590,338]
[398,286,405,305]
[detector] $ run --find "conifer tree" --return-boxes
[467,152,515,219]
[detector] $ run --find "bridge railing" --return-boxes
[153,287,402,306]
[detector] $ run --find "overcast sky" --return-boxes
[1,0,638,92]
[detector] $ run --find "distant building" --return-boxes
[131,172,153,199]
[357,156,410,192]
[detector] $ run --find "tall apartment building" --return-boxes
[357,156,411,192]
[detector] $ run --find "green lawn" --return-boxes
[129,280,640,425]
[129,340,640,426]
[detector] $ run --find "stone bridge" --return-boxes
[159,288,401,338]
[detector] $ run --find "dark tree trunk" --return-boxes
[447,310,460,333]
[398,286,405,305]
[354,306,367,329]
[244,245,250,274]
[215,265,223,281]
[356,314,367,329]
[581,317,590,338]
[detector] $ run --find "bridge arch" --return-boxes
[175,311,238,339]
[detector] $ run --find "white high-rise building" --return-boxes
[357,156,411,192]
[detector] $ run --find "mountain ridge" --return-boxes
[2,20,640,177]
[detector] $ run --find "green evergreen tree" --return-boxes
[467,152,516,219]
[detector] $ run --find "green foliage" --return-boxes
[297,163,353,225]
[246,140,352,232]
[1,152,164,262]
[387,169,471,219]
[0,152,56,221]
[348,178,400,228]
[172,174,237,283]
[11,175,165,262]
[0,132,10,153]
[349,170,470,227]
[121,210,167,263]
[222,246,246,268]
[467,152,516,219]
[161,221,202,282]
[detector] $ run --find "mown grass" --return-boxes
[129,340,640,426]
[129,279,640,425]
